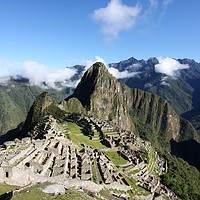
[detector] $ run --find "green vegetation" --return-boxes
[20,92,67,139]
[99,189,121,200]
[11,188,89,200]
[103,151,128,166]
[0,81,68,136]
[0,184,19,195]
[160,152,200,200]
[122,175,151,197]
[130,169,140,175]
[61,122,108,149]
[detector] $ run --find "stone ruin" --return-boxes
[0,116,129,189]
[0,115,180,199]
[63,114,180,199]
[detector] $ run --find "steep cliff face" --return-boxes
[63,62,200,148]
[68,62,133,131]
[131,89,180,140]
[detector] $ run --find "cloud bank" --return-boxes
[155,57,189,77]
[22,61,77,89]
[92,0,141,39]
[0,60,77,89]
[108,67,138,79]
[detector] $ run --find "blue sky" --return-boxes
[0,0,199,75]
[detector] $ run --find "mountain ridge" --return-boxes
[1,56,200,138]
[62,62,200,149]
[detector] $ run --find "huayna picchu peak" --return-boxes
[0,62,200,199]
[64,62,200,148]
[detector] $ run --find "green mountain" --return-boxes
[62,62,200,149]
[110,57,200,135]
[19,92,67,139]
[0,79,70,137]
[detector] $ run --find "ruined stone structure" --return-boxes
[0,116,128,189]
[0,115,180,199]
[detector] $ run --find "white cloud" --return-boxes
[143,0,158,17]
[95,56,107,66]
[0,59,78,89]
[160,76,170,86]
[83,56,138,79]
[144,83,153,88]
[126,63,142,70]
[83,56,108,71]
[0,75,10,84]
[149,0,158,7]
[155,57,189,77]
[21,61,77,89]
[108,67,138,79]
[92,0,141,39]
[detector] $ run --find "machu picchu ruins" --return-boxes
[0,114,180,199]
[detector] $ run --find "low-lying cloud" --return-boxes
[108,67,137,79]
[92,0,141,39]
[0,60,77,89]
[155,57,189,77]
[22,61,77,89]
[22,60,76,88]
[83,56,138,79]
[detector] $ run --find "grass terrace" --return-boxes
[0,184,19,196]
[10,188,89,200]
[60,122,108,149]
[104,151,128,166]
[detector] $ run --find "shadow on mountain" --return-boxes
[170,139,200,171]
[0,124,22,145]
[182,78,200,120]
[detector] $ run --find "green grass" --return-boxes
[0,184,19,195]
[60,123,108,149]
[11,188,89,200]
[103,151,128,166]
[99,189,120,200]
[122,175,151,197]
[11,188,51,200]
[92,165,97,183]
[130,169,140,175]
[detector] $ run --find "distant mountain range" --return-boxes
[1,56,200,139]
[72,57,200,136]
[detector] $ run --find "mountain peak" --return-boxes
[87,62,108,73]
[71,62,113,109]
[19,92,61,138]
